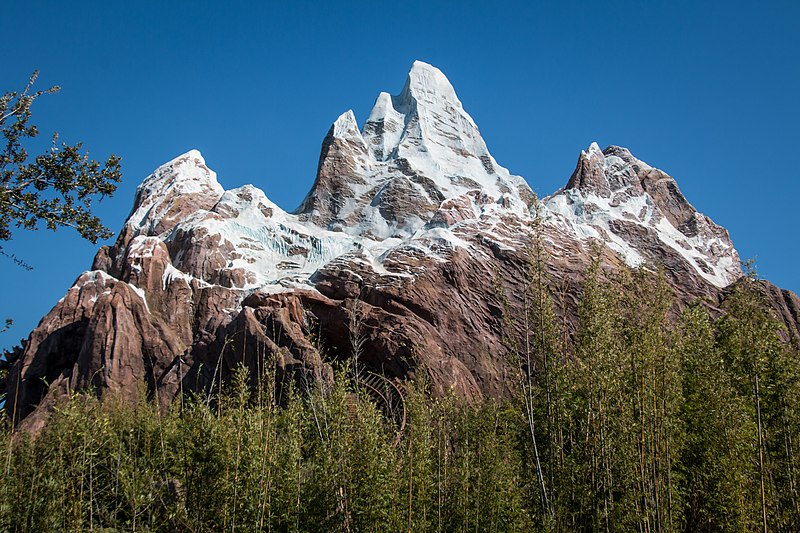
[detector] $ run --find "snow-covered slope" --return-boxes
[116,150,532,294]
[544,143,740,287]
[120,151,411,291]
[296,60,533,239]
[115,63,740,294]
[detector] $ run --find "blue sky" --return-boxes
[1,0,798,346]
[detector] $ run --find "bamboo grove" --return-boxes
[2,251,800,531]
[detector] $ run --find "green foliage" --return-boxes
[562,261,640,531]
[497,249,800,533]
[716,276,800,531]
[3,262,800,531]
[0,71,120,246]
[677,303,757,531]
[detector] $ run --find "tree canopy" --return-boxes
[0,71,121,258]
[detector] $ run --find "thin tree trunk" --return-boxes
[755,373,769,533]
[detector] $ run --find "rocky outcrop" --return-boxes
[296,61,533,239]
[5,61,796,430]
[546,143,741,288]
[716,279,800,344]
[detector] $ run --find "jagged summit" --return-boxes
[362,60,467,163]
[296,60,532,239]
[126,150,224,237]
[121,65,741,290]
[331,110,363,141]
[402,60,462,105]
[546,143,741,287]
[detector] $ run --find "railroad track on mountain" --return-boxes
[349,371,406,446]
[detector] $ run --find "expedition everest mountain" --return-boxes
[5,61,799,430]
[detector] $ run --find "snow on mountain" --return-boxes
[296,60,534,239]
[544,143,741,287]
[113,62,739,294]
[7,60,754,429]
[126,150,224,236]
[119,151,416,293]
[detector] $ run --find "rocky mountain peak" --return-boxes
[547,143,741,287]
[360,60,502,189]
[564,143,651,198]
[401,60,462,108]
[126,149,224,238]
[296,60,532,239]
[360,61,464,162]
[331,110,365,143]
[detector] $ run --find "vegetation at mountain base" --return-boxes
[2,257,799,532]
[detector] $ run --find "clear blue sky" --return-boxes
[1,0,798,347]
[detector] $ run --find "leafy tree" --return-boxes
[677,303,756,532]
[618,268,683,531]
[0,70,120,341]
[0,71,121,252]
[718,267,800,532]
[577,263,650,531]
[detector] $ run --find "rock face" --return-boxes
[5,61,796,429]
[545,143,740,289]
[296,61,533,238]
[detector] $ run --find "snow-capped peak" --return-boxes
[362,60,487,176]
[400,60,462,109]
[16,61,760,434]
[332,110,363,142]
[298,60,532,239]
[126,149,224,236]
[584,142,602,157]
[546,144,741,287]
[123,63,741,295]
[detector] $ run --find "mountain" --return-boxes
[546,143,740,289]
[5,61,796,431]
[296,61,533,238]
